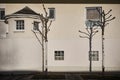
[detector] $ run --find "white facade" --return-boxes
[0,4,120,72]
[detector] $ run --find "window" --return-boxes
[48,8,55,19]
[86,7,102,21]
[0,8,5,20]
[55,51,64,60]
[33,21,39,31]
[91,51,99,61]
[16,20,24,30]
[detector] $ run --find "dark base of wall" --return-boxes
[0,71,120,80]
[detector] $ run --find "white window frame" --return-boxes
[91,51,99,61]
[48,8,55,20]
[54,51,64,60]
[15,20,25,31]
[0,8,5,20]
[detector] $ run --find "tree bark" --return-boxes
[89,28,92,72]
[102,33,105,73]
[45,41,48,72]
[42,27,44,72]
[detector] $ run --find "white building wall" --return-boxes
[47,4,120,72]
[0,15,42,71]
[0,4,120,72]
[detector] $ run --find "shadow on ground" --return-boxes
[0,71,120,80]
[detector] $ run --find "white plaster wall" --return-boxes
[0,16,42,71]
[47,4,120,72]
[0,39,42,71]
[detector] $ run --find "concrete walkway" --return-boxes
[0,71,120,80]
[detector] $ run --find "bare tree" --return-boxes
[79,20,98,72]
[32,4,52,73]
[95,8,115,73]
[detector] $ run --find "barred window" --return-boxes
[91,51,99,61]
[0,8,5,20]
[16,20,24,30]
[55,51,64,60]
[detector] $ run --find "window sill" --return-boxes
[13,30,25,33]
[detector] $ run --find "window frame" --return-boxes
[48,8,55,20]
[86,7,102,21]
[15,20,25,31]
[0,8,5,20]
[54,51,64,60]
[33,21,40,31]
[91,51,99,61]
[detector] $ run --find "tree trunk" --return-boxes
[42,27,44,72]
[45,41,48,73]
[102,33,105,73]
[89,28,92,72]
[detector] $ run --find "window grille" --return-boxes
[16,20,24,30]
[55,51,64,60]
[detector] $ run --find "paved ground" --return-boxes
[0,71,120,80]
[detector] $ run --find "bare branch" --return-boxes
[47,20,52,31]
[105,23,109,26]
[79,30,90,36]
[96,7,102,15]
[32,30,43,46]
[95,21,103,27]
[106,15,112,19]
[105,9,112,16]
[38,29,46,40]
[102,10,105,17]
[86,28,90,34]
[92,30,98,37]
[79,35,89,39]
[105,17,115,22]
[39,14,44,20]
[93,27,98,30]
[41,19,45,29]
[42,4,48,17]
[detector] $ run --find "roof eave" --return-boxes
[5,14,40,20]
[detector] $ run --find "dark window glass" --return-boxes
[0,8,5,20]
[16,20,24,30]
[49,8,55,19]
[54,51,64,60]
[33,21,39,31]
[91,51,99,61]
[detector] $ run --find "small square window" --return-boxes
[48,8,55,19]
[0,8,5,20]
[54,51,64,60]
[90,51,99,61]
[86,7,102,21]
[16,20,24,30]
